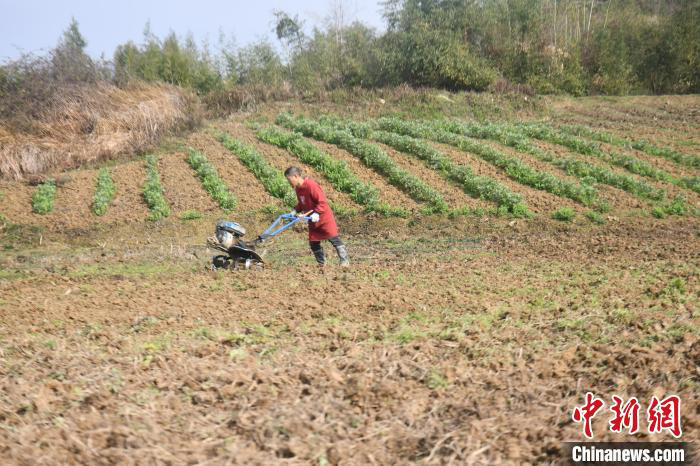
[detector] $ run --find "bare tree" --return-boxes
[327,0,348,81]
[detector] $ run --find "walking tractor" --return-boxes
[207,212,312,270]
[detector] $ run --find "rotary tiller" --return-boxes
[207,212,311,270]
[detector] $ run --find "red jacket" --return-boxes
[295,178,338,241]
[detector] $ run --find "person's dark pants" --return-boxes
[309,236,349,266]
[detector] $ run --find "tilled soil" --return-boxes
[555,115,700,164]
[527,140,654,211]
[478,139,590,211]
[0,159,152,230]
[158,152,220,216]
[593,138,699,182]
[495,138,647,212]
[553,107,700,157]
[0,216,698,465]
[0,176,66,229]
[558,100,700,132]
[1,97,699,465]
[609,103,700,130]
[102,159,151,224]
[47,168,98,231]
[185,131,282,212]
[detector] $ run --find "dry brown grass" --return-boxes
[202,83,296,116]
[0,82,201,180]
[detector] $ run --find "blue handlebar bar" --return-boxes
[257,213,311,243]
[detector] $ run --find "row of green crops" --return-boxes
[255,126,408,217]
[92,168,116,216]
[371,117,598,207]
[435,119,664,203]
[31,180,56,214]
[552,207,606,224]
[324,118,529,216]
[651,195,699,219]
[143,155,171,221]
[557,123,700,169]
[186,147,237,211]
[217,132,297,208]
[515,123,699,195]
[277,113,449,214]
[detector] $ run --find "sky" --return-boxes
[0,0,386,61]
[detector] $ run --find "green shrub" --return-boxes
[594,200,611,214]
[92,168,116,216]
[32,180,56,214]
[552,207,575,221]
[651,207,666,219]
[585,210,605,224]
[186,147,237,211]
[143,155,171,221]
[328,202,357,219]
[277,113,449,213]
[680,177,700,194]
[511,202,533,219]
[180,210,202,220]
[653,195,694,218]
[217,133,297,208]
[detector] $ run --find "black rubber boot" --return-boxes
[335,244,350,267]
[312,248,325,266]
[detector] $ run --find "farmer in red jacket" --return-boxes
[285,166,350,267]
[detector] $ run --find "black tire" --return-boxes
[212,255,232,270]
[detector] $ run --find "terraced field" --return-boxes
[0,95,698,464]
[2,99,697,229]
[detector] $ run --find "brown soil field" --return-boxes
[560,115,700,159]
[591,140,700,182]
[102,160,152,225]
[609,104,700,130]
[0,159,152,231]
[1,95,698,465]
[158,152,220,217]
[296,138,423,212]
[551,97,700,131]
[553,112,700,161]
[549,98,700,157]
[185,130,282,213]
[1,215,697,464]
[525,140,657,209]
